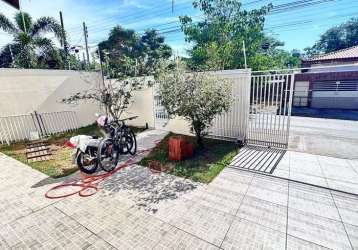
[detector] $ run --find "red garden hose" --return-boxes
[45,140,161,199]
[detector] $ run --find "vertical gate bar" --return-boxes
[282,74,290,147]
[285,73,295,147]
[57,112,64,133]
[67,112,76,131]
[252,76,257,142]
[241,75,244,140]
[277,76,283,146]
[12,116,21,142]
[62,112,70,132]
[73,112,80,130]
[254,75,259,144]
[265,75,271,147]
[15,115,24,141]
[269,75,275,147]
[0,118,5,144]
[4,118,11,145]
[57,112,65,132]
[262,75,268,146]
[274,74,282,147]
[68,112,75,131]
[233,77,237,139]
[24,115,32,139]
[279,75,286,147]
[19,115,27,140]
[271,75,276,147]
[10,117,18,142]
[248,76,253,142]
[243,75,246,141]
[257,75,261,144]
[7,117,16,142]
[43,113,51,134]
[4,117,12,142]
[272,75,277,147]
[257,75,262,145]
[0,118,10,145]
[51,112,59,133]
[71,112,79,130]
[45,114,52,134]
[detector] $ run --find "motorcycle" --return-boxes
[67,135,101,174]
[66,114,138,174]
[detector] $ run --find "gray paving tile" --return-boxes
[289,183,340,220]
[246,175,288,206]
[236,196,287,233]
[289,171,329,187]
[332,192,358,227]
[218,167,254,185]
[169,201,234,246]
[273,169,290,178]
[189,185,245,215]
[321,163,358,184]
[0,206,114,250]
[349,160,358,172]
[289,151,319,163]
[153,227,219,250]
[221,218,286,250]
[290,158,324,176]
[97,212,171,249]
[209,175,251,195]
[318,156,351,168]
[345,223,358,250]
[288,208,352,250]
[326,179,358,195]
[0,236,9,250]
[286,235,331,250]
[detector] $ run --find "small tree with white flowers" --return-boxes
[157,65,232,147]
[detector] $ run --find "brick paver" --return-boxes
[0,129,358,249]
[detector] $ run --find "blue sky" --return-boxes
[0,0,357,56]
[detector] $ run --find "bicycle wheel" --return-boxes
[98,138,119,172]
[117,127,137,155]
[125,129,137,155]
[77,149,98,174]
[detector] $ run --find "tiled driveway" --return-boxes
[0,130,358,249]
[273,151,358,195]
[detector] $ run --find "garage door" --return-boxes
[311,80,358,109]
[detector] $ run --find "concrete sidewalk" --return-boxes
[289,116,358,160]
[0,129,357,249]
[273,151,358,195]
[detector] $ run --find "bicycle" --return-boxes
[97,116,138,172]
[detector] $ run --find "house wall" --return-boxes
[0,69,103,126]
[295,71,358,109]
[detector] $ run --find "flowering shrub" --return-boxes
[158,66,232,147]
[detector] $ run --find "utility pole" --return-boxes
[172,0,175,13]
[83,22,90,69]
[242,40,247,69]
[98,46,105,88]
[82,52,86,69]
[8,44,14,67]
[59,11,69,69]
[19,0,27,32]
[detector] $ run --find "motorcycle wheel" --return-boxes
[77,150,98,174]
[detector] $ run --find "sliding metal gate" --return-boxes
[246,73,294,149]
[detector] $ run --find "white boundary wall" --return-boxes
[0,69,102,127]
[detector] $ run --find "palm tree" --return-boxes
[0,12,63,68]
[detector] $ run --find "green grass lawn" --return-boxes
[0,124,145,178]
[139,133,240,183]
